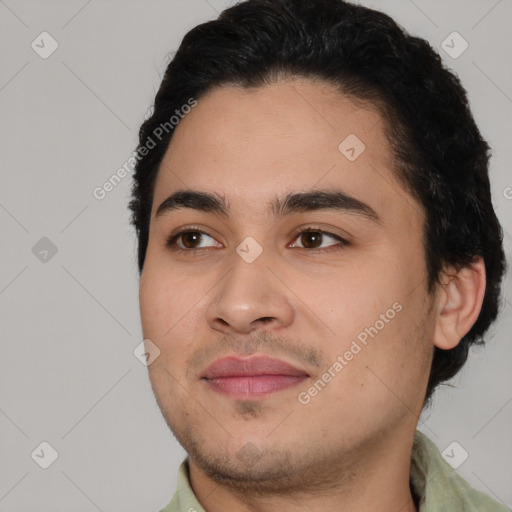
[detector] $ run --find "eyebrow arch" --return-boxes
[155,188,382,225]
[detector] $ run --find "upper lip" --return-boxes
[201,355,310,379]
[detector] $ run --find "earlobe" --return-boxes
[433,258,486,350]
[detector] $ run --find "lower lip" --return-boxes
[203,375,308,399]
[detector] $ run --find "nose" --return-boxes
[206,251,295,335]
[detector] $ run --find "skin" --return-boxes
[139,77,486,512]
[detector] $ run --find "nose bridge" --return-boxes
[206,242,294,333]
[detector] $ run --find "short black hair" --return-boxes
[129,0,506,405]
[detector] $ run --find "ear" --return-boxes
[433,257,486,350]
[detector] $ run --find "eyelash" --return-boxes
[165,225,350,255]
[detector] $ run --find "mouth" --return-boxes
[200,354,310,400]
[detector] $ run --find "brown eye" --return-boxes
[166,230,220,250]
[291,229,348,251]
[181,231,202,248]
[299,231,324,249]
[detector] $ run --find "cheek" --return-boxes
[300,258,429,382]
[139,270,168,334]
[296,260,397,339]
[140,260,195,329]
[139,266,209,364]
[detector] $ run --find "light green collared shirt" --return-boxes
[160,430,509,511]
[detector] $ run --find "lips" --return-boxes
[201,355,309,379]
[201,355,310,399]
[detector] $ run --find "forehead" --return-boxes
[152,79,422,230]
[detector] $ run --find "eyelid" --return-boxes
[287,226,350,252]
[288,223,351,243]
[165,224,220,248]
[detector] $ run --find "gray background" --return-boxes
[0,0,511,510]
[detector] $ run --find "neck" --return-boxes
[187,426,419,512]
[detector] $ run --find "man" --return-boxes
[129,0,508,510]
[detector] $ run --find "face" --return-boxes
[139,78,436,490]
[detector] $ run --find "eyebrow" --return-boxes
[155,188,382,225]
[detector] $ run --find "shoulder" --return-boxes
[410,430,509,512]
